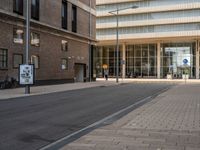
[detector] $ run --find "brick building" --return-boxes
[0,0,96,84]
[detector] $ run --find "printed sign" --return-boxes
[183,59,188,65]
[19,64,34,85]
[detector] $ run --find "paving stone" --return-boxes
[59,84,200,150]
[185,148,200,150]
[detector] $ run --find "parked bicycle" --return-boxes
[0,76,18,89]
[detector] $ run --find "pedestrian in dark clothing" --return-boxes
[104,69,108,80]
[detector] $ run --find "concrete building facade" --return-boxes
[94,0,200,79]
[0,0,96,84]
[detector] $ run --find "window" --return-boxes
[13,54,23,68]
[72,5,77,33]
[62,0,68,29]
[0,49,8,69]
[61,59,68,70]
[31,0,39,20]
[31,55,39,69]
[31,32,40,46]
[13,0,23,15]
[13,28,24,44]
[61,40,68,51]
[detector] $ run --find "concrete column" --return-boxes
[106,47,109,70]
[99,47,103,77]
[122,43,126,78]
[196,40,199,79]
[157,42,161,79]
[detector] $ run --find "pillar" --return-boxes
[196,40,199,79]
[99,47,103,77]
[157,42,161,79]
[106,47,109,73]
[122,43,126,78]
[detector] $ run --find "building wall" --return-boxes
[95,0,200,79]
[96,0,200,43]
[0,0,96,82]
[40,0,62,28]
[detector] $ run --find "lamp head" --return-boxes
[131,6,138,9]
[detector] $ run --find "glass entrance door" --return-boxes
[161,43,196,79]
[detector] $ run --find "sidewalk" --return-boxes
[0,81,118,100]
[60,84,200,150]
[1,78,199,100]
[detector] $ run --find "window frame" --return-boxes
[13,53,23,69]
[72,4,77,33]
[62,0,68,30]
[31,32,40,47]
[31,55,40,69]
[13,28,24,44]
[0,48,8,70]
[13,0,23,15]
[61,58,68,70]
[31,0,40,20]
[61,40,68,51]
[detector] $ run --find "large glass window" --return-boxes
[93,46,122,77]
[31,0,39,20]
[160,43,196,79]
[13,28,24,44]
[62,0,68,29]
[94,44,157,78]
[13,54,23,68]
[0,49,8,69]
[126,44,157,78]
[13,0,23,15]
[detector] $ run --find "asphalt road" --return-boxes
[0,82,174,150]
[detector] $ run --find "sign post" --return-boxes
[183,59,188,84]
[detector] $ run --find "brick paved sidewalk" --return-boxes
[60,84,200,150]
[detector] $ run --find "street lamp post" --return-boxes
[89,0,92,82]
[109,6,138,83]
[25,0,30,94]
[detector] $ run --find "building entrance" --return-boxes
[74,64,86,82]
[161,43,196,79]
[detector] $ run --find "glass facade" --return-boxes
[126,44,157,78]
[95,0,200,79]
[96,0,200,39]
[97,0,200,12]
[97,23,200,36]
[93,46,122,77]
[160,43,196,79]
[94,42,197,79]
[97,10,200,24]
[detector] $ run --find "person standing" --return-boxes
[104,69,108,80]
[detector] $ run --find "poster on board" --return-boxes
[19,64,35,85]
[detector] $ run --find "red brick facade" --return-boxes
[0,0,96,83]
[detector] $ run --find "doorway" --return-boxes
[160,43,196,79]
[74,63,86,82]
